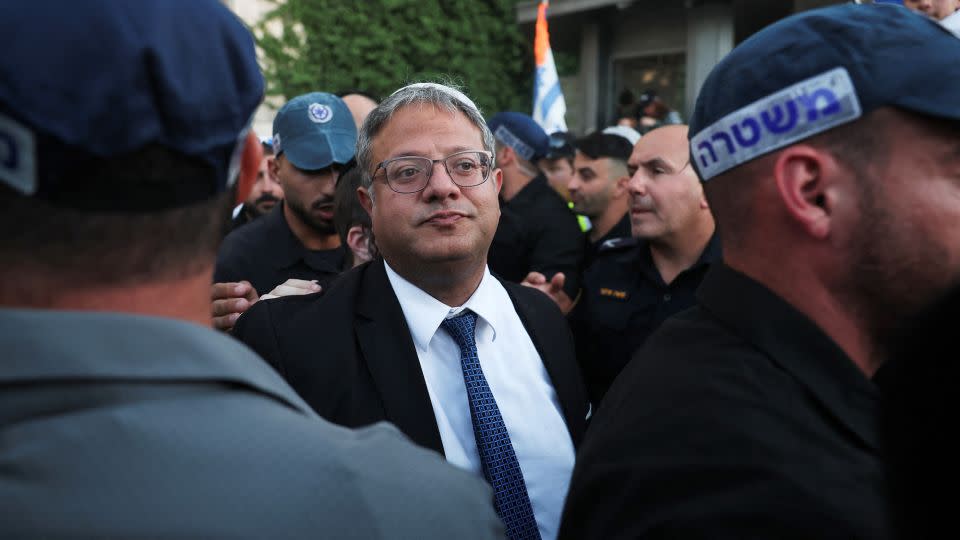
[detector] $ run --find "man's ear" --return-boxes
[346,225,374,266]
[269,154,282,185]
[235,132,263,205]
[773,145,839,240]
[357,186,374,215]
[614,173,631,197]
[496,145,514,168]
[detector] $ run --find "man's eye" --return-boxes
[453,160,478,173]
[393,167,423,179]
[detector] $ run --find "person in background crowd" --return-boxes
[635,89,683,134]
[562,5,960,539]
[338,90,380,129]
[568,125,719,406]
[538,131,592,234]
[334,160,378,268]
[538,131,577,202]
[568,126,639,266]
[211,92,354,331]
[0,2,504,537]
[486,112,585,314]
[904,0,959,19]
[234,83,589,540]
[258,160,377,301]
[231,137,283,230]
[614,88,639,129]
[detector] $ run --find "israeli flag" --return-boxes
[533,1,567,134]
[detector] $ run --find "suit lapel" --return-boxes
[505,282,588,448]
[355,260,444,453]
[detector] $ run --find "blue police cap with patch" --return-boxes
[487,112,550,162]
[273,92,356,171]
[0,0,263,208]
[689,3,960,182]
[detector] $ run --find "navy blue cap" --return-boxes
[272,92,356,171]
[0,0,263,207]
[689,3,960,181]
[487,112,549,162]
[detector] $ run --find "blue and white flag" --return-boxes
[533,1,567,134]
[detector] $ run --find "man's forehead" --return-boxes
[574,151,608,166]
[632,127,690,163]
[372,103,482,156]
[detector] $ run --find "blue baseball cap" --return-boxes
[272,92,356,171]
[689,3,960,182]
[487,112,550,162]
[0,0,263,208]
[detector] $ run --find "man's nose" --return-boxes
[422,161,461,199]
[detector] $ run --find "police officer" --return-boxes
[562,5,960,539]
[568,126,639,267]
[0,1,503,536]
[569,124,719,405]
[486,112,585,313]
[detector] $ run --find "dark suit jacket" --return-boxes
[234,258,589,453]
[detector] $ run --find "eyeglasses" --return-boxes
[374,150,494,194]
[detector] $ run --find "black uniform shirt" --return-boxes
[571,233,721,404]
[583,214,632,269]
[214,203,346,296]
[488,175,586,299]
[560,263,890,540]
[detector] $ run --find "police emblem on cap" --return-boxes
[308,103,333,124]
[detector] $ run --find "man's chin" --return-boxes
[306,218,337,236]
[255,202,277,215]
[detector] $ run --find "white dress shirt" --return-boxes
[384,262,576,540]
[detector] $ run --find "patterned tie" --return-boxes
[440,311,542,540]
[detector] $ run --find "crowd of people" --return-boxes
[2,0,960,538]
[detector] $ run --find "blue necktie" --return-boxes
[441,311,542,540]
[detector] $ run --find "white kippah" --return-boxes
[602,125,642,146]
[392,82,481,113]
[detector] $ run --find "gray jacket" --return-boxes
[0,309,504,539]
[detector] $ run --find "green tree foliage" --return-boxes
[255,0,532,116]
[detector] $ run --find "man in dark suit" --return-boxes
[235,82,588,540]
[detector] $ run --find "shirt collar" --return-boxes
[384,261,501,353]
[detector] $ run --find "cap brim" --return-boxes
[281,130,356,170]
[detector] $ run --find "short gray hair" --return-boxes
[356,82,496,194]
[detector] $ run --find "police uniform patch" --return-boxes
[308,103,333,124]
[599,287,629,300]
[598,237,638,253]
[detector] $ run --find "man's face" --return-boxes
[904,0,959,19]
[244,155,283,217]
[569,152,617,218]
[539,157,574,201]
[843,113,960,337]
[362,104,502,272]
[273,154,339,235]
[625,125,704,240]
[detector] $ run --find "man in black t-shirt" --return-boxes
[212,92,355,331]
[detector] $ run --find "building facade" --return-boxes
[517,0,842,134]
